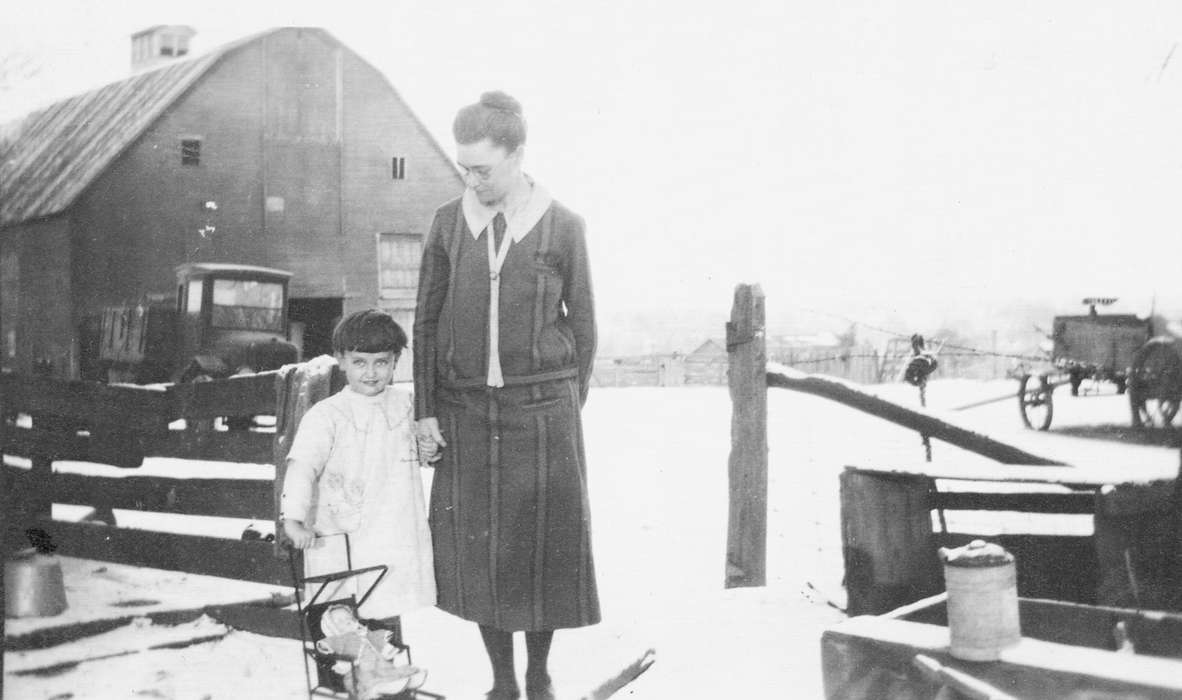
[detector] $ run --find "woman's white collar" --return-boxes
[462,180,553,243]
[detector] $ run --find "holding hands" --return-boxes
[416,417,446,465]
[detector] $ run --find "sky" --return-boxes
[3,0,1182,342]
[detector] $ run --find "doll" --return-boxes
[316,604,426,699]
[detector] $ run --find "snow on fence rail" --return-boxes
[1,370,294,585]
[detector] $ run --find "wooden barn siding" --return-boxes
[260,30,348,299]
[1,217,74,376]
[339,47,463,316]
[69,41,269,318]
[337,45,463,315]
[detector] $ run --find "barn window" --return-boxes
[378,233,422,297]
[181,139,201,166]
[392,157,406,180]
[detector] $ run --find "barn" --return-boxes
[0,25,463,381]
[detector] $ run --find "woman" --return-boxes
[414,91,599,700]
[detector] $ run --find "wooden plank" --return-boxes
[767,364,1064,465]
[207,603,301,640]
[725,284,767,588]
[821,615,1182,699]
[847,462,1177,489]
[3,425,273,466]
[1017,598,1182,660]
[841,470,941,616]
[932,491,1094,514]
[0,373,171,431]
[27,456,54,523]
[892,594,1182,660]
[933,532,1098,605]
[3,426,146,468]
[148,429,274,463]
[1,374,8,675]
[912,653,1021,700]
[4,426,270,467]
[169,371,280,420]
[5,466,274,519]
[30,519,291,585]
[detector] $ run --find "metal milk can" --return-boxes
[5,547,69,618]
[939,539,1020,661]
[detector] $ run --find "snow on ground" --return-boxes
[6,378,1175,699]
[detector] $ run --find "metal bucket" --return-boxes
[5,548,69,618]
[939,539,1020,661]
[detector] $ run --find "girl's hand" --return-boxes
[417,434,442,464]
[283,519,316,549]
[417,417,447,447]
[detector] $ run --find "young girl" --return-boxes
[281,309,436,622]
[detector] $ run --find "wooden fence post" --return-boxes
[1,377,7,674]
[725,284,768,588]
[840,468,940,615]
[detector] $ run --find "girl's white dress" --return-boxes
[282,385,436,619]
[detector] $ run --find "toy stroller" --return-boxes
[289,534,444,700]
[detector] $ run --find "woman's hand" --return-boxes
[283,519,317,549]
[416,417,446,464]
[418,417,447,446]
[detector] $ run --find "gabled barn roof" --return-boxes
[0,27,458,230]
[0,31,269,228]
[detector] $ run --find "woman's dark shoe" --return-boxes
[485,686,521,700]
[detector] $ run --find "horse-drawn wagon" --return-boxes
[1018,298,1182,430]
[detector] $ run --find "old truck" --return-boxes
[97,263,299,385]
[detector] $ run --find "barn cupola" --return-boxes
[130,25,197,72]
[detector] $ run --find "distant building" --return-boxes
[685,339,727,384]
[0,26,462,380]
[682,332,878,385]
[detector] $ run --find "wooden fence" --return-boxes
[1,371,296,585]
[723,283,1182,619]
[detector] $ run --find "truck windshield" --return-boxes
[210,279,285,332]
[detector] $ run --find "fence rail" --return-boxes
[1,369,292,585]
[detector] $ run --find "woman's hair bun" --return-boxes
[479,91,523,116]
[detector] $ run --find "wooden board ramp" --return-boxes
[4,557,296,652]
[580,648,656,700]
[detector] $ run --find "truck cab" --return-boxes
[173,263,299,382]
[98,263,299,384]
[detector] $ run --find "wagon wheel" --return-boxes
[1129,338,1182,428]
[1018,374,1054,430]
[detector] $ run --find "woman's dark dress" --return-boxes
[413,193,599,632]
